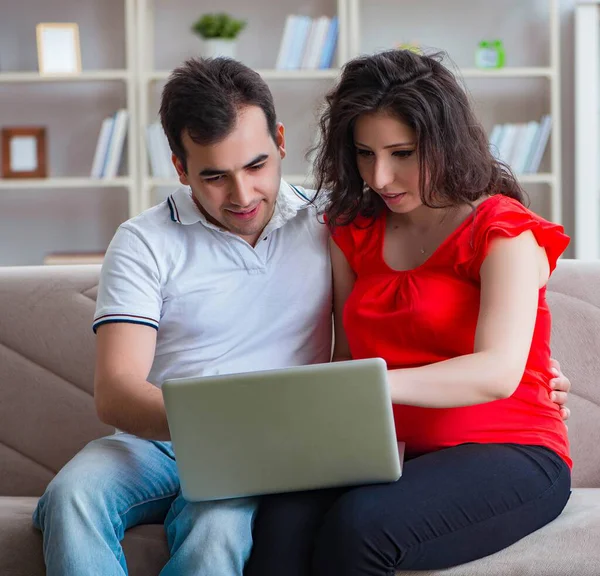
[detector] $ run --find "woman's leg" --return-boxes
[312,444,571,576]
[245,488,343,576]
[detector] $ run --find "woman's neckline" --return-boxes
[379,194,502,273]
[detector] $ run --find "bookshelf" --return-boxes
[0,70,130,83]
[135,0,348,212]
[1,0,570,265]
[0,0,139,220]
[575,0,600,260]
[347,0,563,225]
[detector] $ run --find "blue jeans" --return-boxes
[32,433,258,576]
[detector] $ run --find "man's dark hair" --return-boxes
[160,57,278,172]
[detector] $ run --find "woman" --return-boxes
[246,49,572,575]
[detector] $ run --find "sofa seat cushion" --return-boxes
[1,489,599,575]
[0,497,168,576]
[398,488,600,575]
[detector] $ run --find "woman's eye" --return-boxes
[356,148,373,157]
[393,150,414,159]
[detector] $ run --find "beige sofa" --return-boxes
[0,262,599,576]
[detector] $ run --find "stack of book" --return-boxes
[90,109,129,178]
[146,122,178,179]
[489,115,552,175]
[275,15,338,70]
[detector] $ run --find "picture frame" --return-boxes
[36,23,82,76]
[1,127,48,179]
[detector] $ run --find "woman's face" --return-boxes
[354,111,423,214]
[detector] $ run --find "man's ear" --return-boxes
[276,123,286,160]
[173,154,189,186]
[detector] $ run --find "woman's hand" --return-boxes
[549,358,570,422]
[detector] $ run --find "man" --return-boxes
[32,57,570,575]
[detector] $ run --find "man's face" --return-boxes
[174,106,286,246]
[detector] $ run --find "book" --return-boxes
[146,122,177,178]
[275,15,298,70]
[512,121,540,174]
[103,109,129,178]
[286,16,312,70]
[302,16,330,70]
[319,16,338,69]
[524,115,552,173]
[90,117,114,178]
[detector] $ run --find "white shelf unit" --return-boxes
[135,0,349,212]
[346,0,563,224]
[0,0,139,218]
[0,70,130,83]
[575,0,600,259]
[0,177,132,190]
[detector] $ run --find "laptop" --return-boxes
[161,357,403,501]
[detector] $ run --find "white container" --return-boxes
[202,39,237,59]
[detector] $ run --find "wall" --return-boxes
[0,0,577,265]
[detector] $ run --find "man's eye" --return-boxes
[249,163,266,171]
[205,175,226,183]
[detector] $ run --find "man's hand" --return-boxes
[549,358,570,422]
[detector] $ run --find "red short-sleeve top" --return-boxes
[332,194,571,467]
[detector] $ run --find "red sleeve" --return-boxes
[466,196,570,277]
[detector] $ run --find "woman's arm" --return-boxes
[330,237,355,362]
[388,230,547,408]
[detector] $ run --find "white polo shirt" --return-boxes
[93,179,332,387]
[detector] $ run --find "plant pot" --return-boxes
[202,38,237,59]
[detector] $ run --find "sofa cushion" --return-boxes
[0,497,168,576]
[1,490,599,576]
[397,488,600,575]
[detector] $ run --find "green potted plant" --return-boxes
[191,13,247,59]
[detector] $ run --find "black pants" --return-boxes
[245,443,571,576]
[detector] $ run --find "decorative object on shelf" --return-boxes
[1,127,47,179]
[36,23,82,76]
[396,42,422,54]
[475,40,506,69]
[275,15,338,70]
[488,115,552,174]
[191,13,246,59]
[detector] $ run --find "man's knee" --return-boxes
[33,440,116,531]
[167,496,258,553]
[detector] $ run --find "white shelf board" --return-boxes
[517,173,555,184]
[0,70,130,83]
[459,67,553,79]
[147,69,340,83]
[0,177,132,189]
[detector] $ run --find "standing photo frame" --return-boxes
[36,23,82,76]
[1,127,48,179]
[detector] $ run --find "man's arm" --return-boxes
[94,322,169,440]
